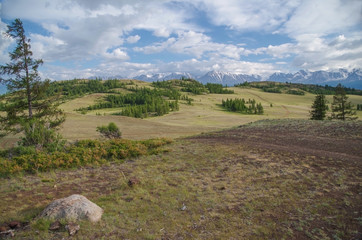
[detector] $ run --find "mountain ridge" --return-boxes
[130,68,362,89]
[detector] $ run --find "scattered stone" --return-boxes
[65,222,80,236]
[128,177,140,187]
[180,203,187,211]
[49,220,63,231]
[0,229,15,237]
[40,194,103,222]
[8,221,21,229]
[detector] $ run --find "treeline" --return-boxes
[115,100,178,118]
[46,79,133,99]
[222,98,264,114]
[205,83,234,94]
[152,79,233,95]
[77,87,179,118]
[236,81,362,95]
[236,82,304,95]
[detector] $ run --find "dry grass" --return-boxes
[2,84,362,149]
[1,120,361,239]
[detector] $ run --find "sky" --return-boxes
[0,0,361,80]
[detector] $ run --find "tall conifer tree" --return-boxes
[310,94,328,120]
[0,19,65,138]
[330,84,357,121]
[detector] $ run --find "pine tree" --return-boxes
[330,84,357,121]
[0,19,65,140]
[310,94,328,120]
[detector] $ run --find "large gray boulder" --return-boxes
[39,194,103,222]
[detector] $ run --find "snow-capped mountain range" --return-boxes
[1,69,361,95]
[131,69,362,89]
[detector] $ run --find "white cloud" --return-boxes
[193,0,300,32]
[135,31,248,60]
[291,33,362,71]
[1,0,197,62]
[0,18,14,63]
[103,48,129,61]
[126,35,140,44]
[1,0,361,79]
[283,0,362,37]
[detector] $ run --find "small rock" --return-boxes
[128,177,140,187]
[65,222,80,236]
[8,221,21,229]
[180,204,187,211]
[40,194,103,222]
[0,229,14,237]
[49,221,62,231]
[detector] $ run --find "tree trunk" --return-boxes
[22,35,33,118]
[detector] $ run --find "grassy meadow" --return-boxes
[2,80,362,148]
[0,80,361,239]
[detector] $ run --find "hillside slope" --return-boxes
[1,119,361,239]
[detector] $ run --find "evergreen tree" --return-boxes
[310,94,328,120]
[330,84,357,120]
[0,19,65,139]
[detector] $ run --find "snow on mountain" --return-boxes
[197,71,261,85]
[89,68,362,89]
[266,69,361,89]
[133,72,194,82]
[133,71,262,86]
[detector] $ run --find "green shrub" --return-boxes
[97,122,122,139]
[0,138,172,177]
[20,118,65,152]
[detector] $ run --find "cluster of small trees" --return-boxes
[222,98,264,114]
[77,87,179,118]
[152,79,234,95]
[310,84,357,120]
[205,83,234,94]
[46,79,131,99]
[117,100,178,118]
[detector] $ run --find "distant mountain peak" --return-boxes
[90,68,362,90]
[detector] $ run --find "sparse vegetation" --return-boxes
[0,119,360,239]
